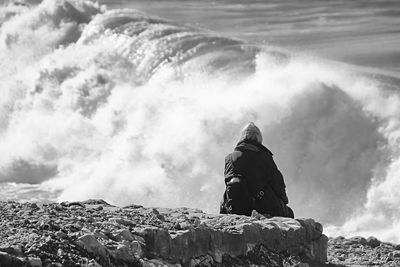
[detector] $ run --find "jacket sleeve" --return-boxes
[269,158,289,204]
[224,151,244,183]
[223,152,253,216]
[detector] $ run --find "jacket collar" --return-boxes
[235,140,273,156]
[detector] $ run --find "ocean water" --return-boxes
[1,0,400,242]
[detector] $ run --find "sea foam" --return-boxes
[1,0,400,242]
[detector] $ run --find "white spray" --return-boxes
[1,0,400,242]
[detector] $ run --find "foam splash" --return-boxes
[1,0,400,242]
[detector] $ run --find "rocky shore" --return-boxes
[0,200,398,267]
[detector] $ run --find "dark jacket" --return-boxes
[222,140,290,217]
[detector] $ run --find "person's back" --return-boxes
[220,122,294,218]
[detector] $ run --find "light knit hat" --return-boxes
[238,122,263,143]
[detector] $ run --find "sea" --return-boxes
[0,0,400,242]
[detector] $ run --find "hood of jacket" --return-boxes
[235,140,273,156]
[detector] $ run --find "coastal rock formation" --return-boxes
[328,236,400,266]
[0,200,327,266]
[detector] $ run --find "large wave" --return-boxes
[1,0,400,242]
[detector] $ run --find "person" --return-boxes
[220,122,294,218]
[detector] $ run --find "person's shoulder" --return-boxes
[225,150,243,162]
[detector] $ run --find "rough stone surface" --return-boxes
[0,200,330,266]
[328,236,400,266]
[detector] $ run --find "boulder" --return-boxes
[366,236,381,248]
[141,211,327,265]
[0,251,26,267]
[76,234,108,259]
[0,200,328,266]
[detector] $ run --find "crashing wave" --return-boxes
[1,0,400,242]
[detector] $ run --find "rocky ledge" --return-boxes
[328,236,400,266]
[0,200,327,267]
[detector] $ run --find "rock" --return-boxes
[349,236,367,245]
[87,259,102,267]
[113,229,134,242]
[143,216,327,265]
[81,199,112,206]
[28,257,42,267]
[130,241,144,258]
[0,199,330,266]
[0,245,23,257]
[367,236,381,248]
[55,231,67,239]
[152,208,166,222]
[54,205,65,212]
[60,201,85,208]
[389,251,400,258]
[76,234,108,259]
[251,209,271,219]
[108,217,135,227]
[30,203,39,210]
[0,251,26,267]
[110,244,136,262]
[123,204,143,209]
[189,254,214,267]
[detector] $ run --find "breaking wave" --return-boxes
[1,0,400,242]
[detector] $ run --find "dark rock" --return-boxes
[109,244,136,263]
[123,204,143,209]
[81,199,112,206]
[0,246,23,257]
[0,251,26,267]
[29,203,39,210]
[54,205,65,212]
[367,236,381,248]
[349,236,367,245]
[60,201,85,208]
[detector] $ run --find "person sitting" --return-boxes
[220,122,294,218]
